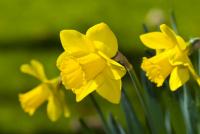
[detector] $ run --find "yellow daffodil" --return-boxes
[19,60,70,121]
[140,24,200,91]
[57,23,126,104]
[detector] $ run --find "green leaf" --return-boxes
[179,85,194,134]
[107,113,126,134]
[140,71,167,134]
[127,68,167,134]
[90,95,110,134]
[121,90,144,134]
[164,111,172,134]
[161,89,187,134]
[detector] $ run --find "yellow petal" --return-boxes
[196,78,200,86]
[20,60,47,81]
[96,71,122,104]
[47,94,62,122]
[86,23,118,58]
[140,32,175,49]
[74,80,98,102]
[60,30,94,56]
[160,24,178,45]
[19,84,50,116]
[57,52,69,69]
[98,51,126,80]
[73,70,106,102]
[169,48,190,66]
[176,36,187,50]
[106,60,126,80]
[46,81,70,121]
[169,66,189,91]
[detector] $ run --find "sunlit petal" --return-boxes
[169,66,189,91]
[86,23,118,58]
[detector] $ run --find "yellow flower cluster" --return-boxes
[19,23,200,121]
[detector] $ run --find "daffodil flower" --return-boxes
[19,60,70,121]
[140,24,200,91]
[57,23,126,104]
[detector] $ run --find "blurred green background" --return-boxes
[1,0,200,133]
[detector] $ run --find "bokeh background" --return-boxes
[1,0,200,133]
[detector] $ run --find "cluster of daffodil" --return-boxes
[19,23,200,121]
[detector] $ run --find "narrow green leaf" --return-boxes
[127,68,167,134]
[117,123,127,134]
[90,95,110,134]
[186,40,200,133]
[121,89,144,134]
[161,89,187,134]
[165,111,172,134]
[140,71,167,134]
[107,113,126,134]
[179,85,194,134]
